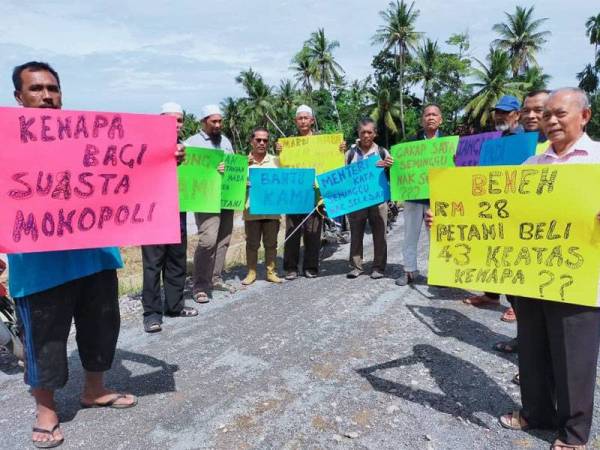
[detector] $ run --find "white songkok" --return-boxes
[295,104,313,117]
[201,104,223,120]
[160,102,183,114]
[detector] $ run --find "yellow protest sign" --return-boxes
[279,133,344,174]
[428,165,600,307]
[535,141,550,155]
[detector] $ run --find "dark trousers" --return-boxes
[348,203,388,272]
[141,213,187,323]
[515,297,600,445]
[284,212,323,274]
[484,292,516,309]
[15,270,119,390]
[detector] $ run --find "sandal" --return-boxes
[32,423,63,449]
[463,295,500,306]
[144,322,162,333]
[512,373,520,385]
[493,338,518,354]
[193,292,210,304]
[80,393,138,409]
[501,306,517,322]
[166,306,198,317]
[212,281,237,293]
[499,410,529,431]
[550,439,587,449]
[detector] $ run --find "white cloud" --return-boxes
[0,0,596,114]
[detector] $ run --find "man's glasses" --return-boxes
[254,138,269,143]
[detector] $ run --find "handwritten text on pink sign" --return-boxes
[0,107,180,253]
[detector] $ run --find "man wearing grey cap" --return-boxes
[184,105,236,302]
[140,102,197,333]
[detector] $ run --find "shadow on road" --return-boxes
[406,304,515,362]
[57,349,179,422]
[356,344,517,428]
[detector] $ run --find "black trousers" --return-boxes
[15,270,119,390]
[515,296,600,445]
[141,213,187,323]
[284,212,323,274]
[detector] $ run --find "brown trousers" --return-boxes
[245,219,280,254]
[283,212,322,273]
[348,203,388,272]
[192,210,233,293]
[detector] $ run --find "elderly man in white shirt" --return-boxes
[498,88,600,450]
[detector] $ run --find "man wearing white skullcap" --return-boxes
[275,104,346,280]
[184,104,236,302]
[140,102,197,333]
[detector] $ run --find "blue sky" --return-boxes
[0,0,596,116]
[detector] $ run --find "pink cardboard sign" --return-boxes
[0,106,181,253]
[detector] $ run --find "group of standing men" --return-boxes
[5,58,600,450]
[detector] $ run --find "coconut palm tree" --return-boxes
[577,64,599,94]
[367,79,401,147]
[372,0,422,139]
[291,46,315,96]
[304,28,345,129]
[492,5,551,78]
[235,68,284,136]
[220,97,244,150]
[521,66,551,92]
[585,13,600,57]
[408,38,440,103]
[274,79,300,137]
[465,48,528,128]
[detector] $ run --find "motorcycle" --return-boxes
[0,260,23,362]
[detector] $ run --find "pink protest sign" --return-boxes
[0,106,181,253]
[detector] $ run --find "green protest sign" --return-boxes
[390,136,459,200]
[221,153,248,210]
[177,147,223,212]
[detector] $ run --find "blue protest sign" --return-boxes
[455,131,502,166]
[479,132,538,166]
[317,156,390,217]
[249,168,315,214]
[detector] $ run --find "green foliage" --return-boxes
[492,5,551,77]
[588,93,600,140]
[214,8,599,151]
[180,111,200,141]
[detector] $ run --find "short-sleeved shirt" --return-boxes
[8,248,123,298]
[523,133,600,165]
[184,130,234,154]
[244,153,281,221]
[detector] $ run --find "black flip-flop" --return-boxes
[493,339,518,353]
[80,393,138,409]
[32,423,64,449]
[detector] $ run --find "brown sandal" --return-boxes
[193,292,210,304]
[499,410,529,430]
[463,295,500,306]
[501,306,517,322]
[550,439,587,449]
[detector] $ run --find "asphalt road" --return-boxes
[1,217,599,450]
